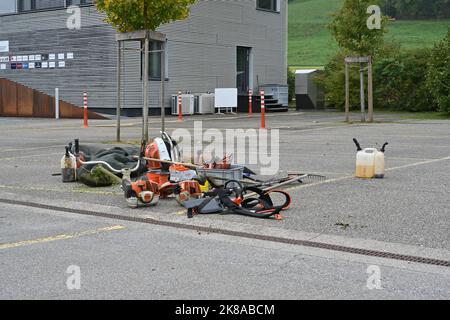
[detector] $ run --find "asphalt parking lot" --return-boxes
[0,111,449,299]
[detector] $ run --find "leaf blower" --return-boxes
[122,173,161,208]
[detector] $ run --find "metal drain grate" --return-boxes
[1,198,449,267]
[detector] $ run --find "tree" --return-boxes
[379,0,450,19]
[96,0,197,33]
[427,30,450,113]
[329,0,387,56]
[317,0,389,109]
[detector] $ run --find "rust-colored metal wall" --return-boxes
[0,78,106,119]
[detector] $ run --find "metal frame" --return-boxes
[116,30,167,142]
[344,56,374,123]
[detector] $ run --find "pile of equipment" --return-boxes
[61,133,326,220]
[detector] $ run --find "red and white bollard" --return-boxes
[248,89,253,117]
[83,91,88,128]
[260,90,266,129]
[178,91,183,122]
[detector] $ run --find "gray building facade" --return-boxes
[0,0,287,116]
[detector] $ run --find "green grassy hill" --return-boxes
[288,0,450,67]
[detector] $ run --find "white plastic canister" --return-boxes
[374,151,385,178]
[356,148,377,179]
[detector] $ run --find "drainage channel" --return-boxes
[1,198,449,268]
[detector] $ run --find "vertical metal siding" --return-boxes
[0,0,287,115]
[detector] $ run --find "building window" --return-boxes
[256,0,279,12]
[16,0,93,13]
[19,0,61,12]
[67,0,94,5]
[149,41,162,80]
[141,41,168,81]
[0,0,17,15]
[1,0,94,15]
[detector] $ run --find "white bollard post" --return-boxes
[55,88,60,120]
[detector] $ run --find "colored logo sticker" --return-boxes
[35,62,42,68]
[22,63,29,69]
[11,63,17,69]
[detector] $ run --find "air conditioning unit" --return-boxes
[171,94,195,115]
[194,93,215,114]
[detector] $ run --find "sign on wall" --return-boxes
[0,41,9,53]
[0,52,74,72]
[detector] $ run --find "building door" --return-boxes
[237,47,251,94]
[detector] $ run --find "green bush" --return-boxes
[317,0,447,112]
[287,68,296,102]
[374,48,437,111]
[315,51,362,110]
[315,45,397,110]
[427,31,450,114]
[316,45,439,111]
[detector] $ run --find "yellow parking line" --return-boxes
[0,184,122,196]
[1,145,65,153]
[0,153,61,161]
[0,225,125,250]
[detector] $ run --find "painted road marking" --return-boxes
[1,145,65,153]
[0,152,61,161]
[286,155,450,192]
[0,225,125,250]
[0,184,122,196]
[386,156,450,171]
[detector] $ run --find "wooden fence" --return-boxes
[0,78,106,119]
